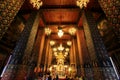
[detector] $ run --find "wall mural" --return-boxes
[98,0,120,43]
[0,0,25,40]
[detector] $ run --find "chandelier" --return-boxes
[58,29,64,38]
[76,0,89,9]
[58,44,64,51]
[67,41,72,46]
[64,52,68,57]
[30,0,43,9]
[58,9,64,38]
[45,27,51,36]
[58,26,64,38]
[68,27,77,35]
[53,48,57,52]
[50,40,55,46]
[65,48,69,52]
[56,52,65,64]
[54,52,58,56]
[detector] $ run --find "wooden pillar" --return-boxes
[70,42,74,65]
[0,0,25,40]
[48,47,52,67]
[37,30,45,71]
[76,30,85,76]
[46,39,52,72]
[72,38,76,66]
[72,38,77,77]
[1,12,39,80]
[76,30,83,66]
[44,38,49,65]
[44,38,50,72]
[33,29,44,78]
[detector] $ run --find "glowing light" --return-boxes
[58,44,64,51]
[67,41,72,46]
[58,29,64,38]
[68,27,77,35]
[30,0,43,9]
[76,0,89,9]
[54,52,58,56]
[65,48,69,52]
[53,48,57,52]
[45,27,51,35]
[50,40,55,46]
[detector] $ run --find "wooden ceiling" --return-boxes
[42,9,80,25]
[20,0,102,27]
[0,0,103,53]
[38,0,102,43]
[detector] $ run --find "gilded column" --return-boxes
[98,0,120,43]
[83,11,118,80]
[1,12,38,80]
[0,0,25,40]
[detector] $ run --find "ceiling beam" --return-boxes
[46,24,77,27]
[41,8,81,12]
[45,22,77,25]
[41,5,80,10]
